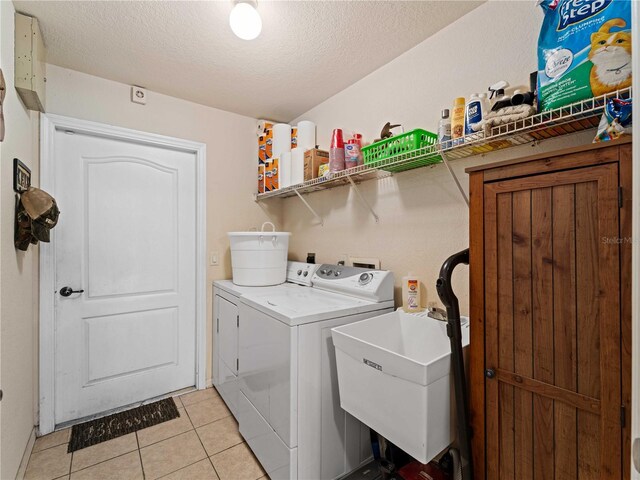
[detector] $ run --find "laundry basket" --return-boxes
[362,129,441,172]
[228,222,291,286]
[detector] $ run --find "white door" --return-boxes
[53,128,197,425]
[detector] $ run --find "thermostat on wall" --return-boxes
[131,86,147,105]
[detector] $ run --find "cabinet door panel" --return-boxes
[552,184,578,480]
[483,164,622,480]
[512,190,534,480]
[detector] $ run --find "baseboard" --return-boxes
[15,427,36,480]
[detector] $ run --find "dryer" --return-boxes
[237,265,394,480]
[212,261,318,418]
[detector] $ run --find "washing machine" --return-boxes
[237,265,395,480]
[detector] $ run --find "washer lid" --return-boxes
[213,280,291,298]
[241,287,394,326]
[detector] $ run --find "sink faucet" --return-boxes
[426,306,447,322]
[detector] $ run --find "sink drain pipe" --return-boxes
[436,248,473,480]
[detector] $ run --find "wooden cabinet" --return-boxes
[467,140,632,480]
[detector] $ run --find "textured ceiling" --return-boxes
[14,0,484,121]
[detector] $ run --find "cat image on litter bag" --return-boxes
[537,0,632,111]
[589,19,632,96]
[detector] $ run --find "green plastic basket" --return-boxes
[362,128,442,172]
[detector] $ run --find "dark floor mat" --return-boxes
[68,398,179,452]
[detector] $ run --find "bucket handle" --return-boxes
[261,222,276,232]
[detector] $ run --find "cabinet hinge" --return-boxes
[237,315,239,328]
[619,187,623,209]
[621,405,626,428]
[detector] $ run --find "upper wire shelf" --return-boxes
[255,86,631,200]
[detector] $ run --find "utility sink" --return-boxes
[331,309,469,464]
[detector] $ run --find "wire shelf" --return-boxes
[255,87,631,201]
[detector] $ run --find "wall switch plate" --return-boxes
[210,252,219,266]
[131,86,147,105]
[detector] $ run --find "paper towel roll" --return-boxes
[291,148,304,185]
[256,119,274,137]
[296,121,316,150]
[280,152,292,188]
[272,123,292,157]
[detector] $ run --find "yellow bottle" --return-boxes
[451,97,466,142]
[402,273,422,313]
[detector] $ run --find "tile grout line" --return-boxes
[186,405,251,476]
[190,413,220,479]
[181,397,232,431]
[189,412,233,430]
[31,438,71,455]
[207,456,221,480]
[149,429,208,479]
[206,441,267,480]
[176,389,221,409]
[156,458,211,480]
[136,431,146,480]
[136,409,194,450]
[207,440,245,459]
[68,448,139,476]
[140,429,209,479]
[181,404,196,430]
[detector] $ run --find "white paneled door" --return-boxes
[51,125,198,425]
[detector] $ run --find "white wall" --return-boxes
[284,0,594,311]
[1,2,40,478]
[44,65,279,388]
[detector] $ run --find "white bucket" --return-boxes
[228,222,291,286]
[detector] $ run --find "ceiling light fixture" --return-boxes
[229,1,262,41]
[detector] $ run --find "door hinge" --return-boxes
[619,186,623,208]
[236,358,239,371]
[237,315,239,328]
[216,318,219,333]
[621,405,626,427]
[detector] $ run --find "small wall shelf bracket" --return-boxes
[294,188,324,226]
[439,145,470,207]
[347,175,379,223]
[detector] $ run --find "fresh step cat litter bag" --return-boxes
[537,0,632,111]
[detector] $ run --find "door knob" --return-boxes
[485,368,496,379]
[59,287,84,297]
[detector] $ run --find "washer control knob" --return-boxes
[334,271,341,277]
[359,273,372,285]
[297,270,302,276]
[321,269,327,275]
[326,269,333,276]
[303,271,308,277]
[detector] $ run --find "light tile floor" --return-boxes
[24,388,268,480]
